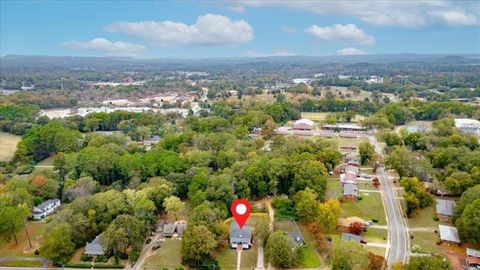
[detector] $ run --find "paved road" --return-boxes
[369,136,409,268]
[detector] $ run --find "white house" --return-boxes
[32,199,61,220]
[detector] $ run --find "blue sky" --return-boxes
[1,1,479,58]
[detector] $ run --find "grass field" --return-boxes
[365,246,387,257]
[0,260,43,267]
[0,131,21,162]
[0,221,46,257]
[327,177,341,199]
[301,112,329,122]
[298,224,323,268]
[410,231,443,254]
[363,228,388,244]
[141,239,183,269]
[36,155,56,166]
[341,191,387,225]
[407,205,453,228]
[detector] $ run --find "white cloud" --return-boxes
[62,38,146,56]
[231,1,480,28]
[281,25,297,33]
[104,14,254,47]
[245,48,297,57]
[337,47,367,55]
[429,10,480,25]
[225,5,246,13]
[306,24,374,45]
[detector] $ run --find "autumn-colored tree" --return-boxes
[348,222,364,235]
[368,252,386,270]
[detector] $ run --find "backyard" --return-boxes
[0,221,46,257]
[141,239,183,269]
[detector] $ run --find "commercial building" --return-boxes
[293,119,314,130]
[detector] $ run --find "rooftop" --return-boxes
[34,199,60,213]
[85,236,104,256]
[342,233,361,243]
[294,119,314,126]
[343,183,359,197]
[229,221,252,243]
[438,225,461,243]
[467,248,480,258]
[435,199,455,217]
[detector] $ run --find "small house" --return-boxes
[438,225,461,244]
[176,222,187,237]
[343,183,359,200]
[435,199,455,220]
[163,223,176,237]
[85,236,105,256]
[293,119,314,130]
[229,221,252,249]
[32,199,61,220]
[466,248,480,268]
[342,233,361,243]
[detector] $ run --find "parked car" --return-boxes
[146,238,152,244]
[152,244,161,250]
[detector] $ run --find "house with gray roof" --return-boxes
[343,183,359,200]
[176,222,187,237]
[163,223,176,237]
[436,199,456,219]
[342,233,361,243]
[439,225,461,244]
[85,236,105,256]
[32,199,61,220]
[229,221,252,249]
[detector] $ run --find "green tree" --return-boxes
[404,256,451,270]
[40,223,75,266]
[100,214,146,255]
[330,241,369,270]
[358,142,375,165]
[0,203,30,245]
[265,230,302,268]
[456,199,480,246]
[163,196,185,221]
[452,185,480,221]
[318,198,343,232]
[294,188,320,223]
[181,225,217,266]
[444,172,474,195]
[254,218,271,243]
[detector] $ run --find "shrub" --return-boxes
[95,255,108,263]
[372,218,378,223]
[80,254,92,262]
[412,244,422,253]
[34,249,40,255]
[433,216,439,221]
[358,197,363,200]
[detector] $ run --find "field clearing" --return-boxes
[0,131,21,162]
[0,221,46,257]
[0,260,43,267]
[407,205,453,228]
[141,239,183,269]
[363,228,388,244]
[301,112,329,122]
[341,191,387,225]
[410,231,443,254]
[36,155,56,166]
[217,244,258,270]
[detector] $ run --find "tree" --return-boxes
[367,252,386,270]
[456,199,480,246]
[348,222,364,235]
[40,223,75,266]
[404,256,451,270]
[386,147,433,181]
[318,198,342,232]
[452,185,480,221]
[254,218,271,243]
[444,171,474,195]
[358,142,375,165]
[164,196,185,221]
[294,188,320,223]
[0,203,30,244]
[181,225,217,266]
[291,160,328,199]
[330,241,369,270]
[265,230,302,268]
[100,214,146,255]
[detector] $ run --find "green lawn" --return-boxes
[357,182,379,191]
[141,239,183,269]
[407,205,453,228]
[363,228,388,244]
[298,225,322,268]
[341,192,386,225]
[327,177,341,199]
[0,260,43,267]
[410,231,443,254]
[218,244,258,270]
[0,221,46,257]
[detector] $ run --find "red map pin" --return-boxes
[231,199,251,229]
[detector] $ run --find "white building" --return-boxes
[293,119,314,130]
[292,78,313,85]
[454,118,480,134]
[365,76,384,84]
[33,199,61,220]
